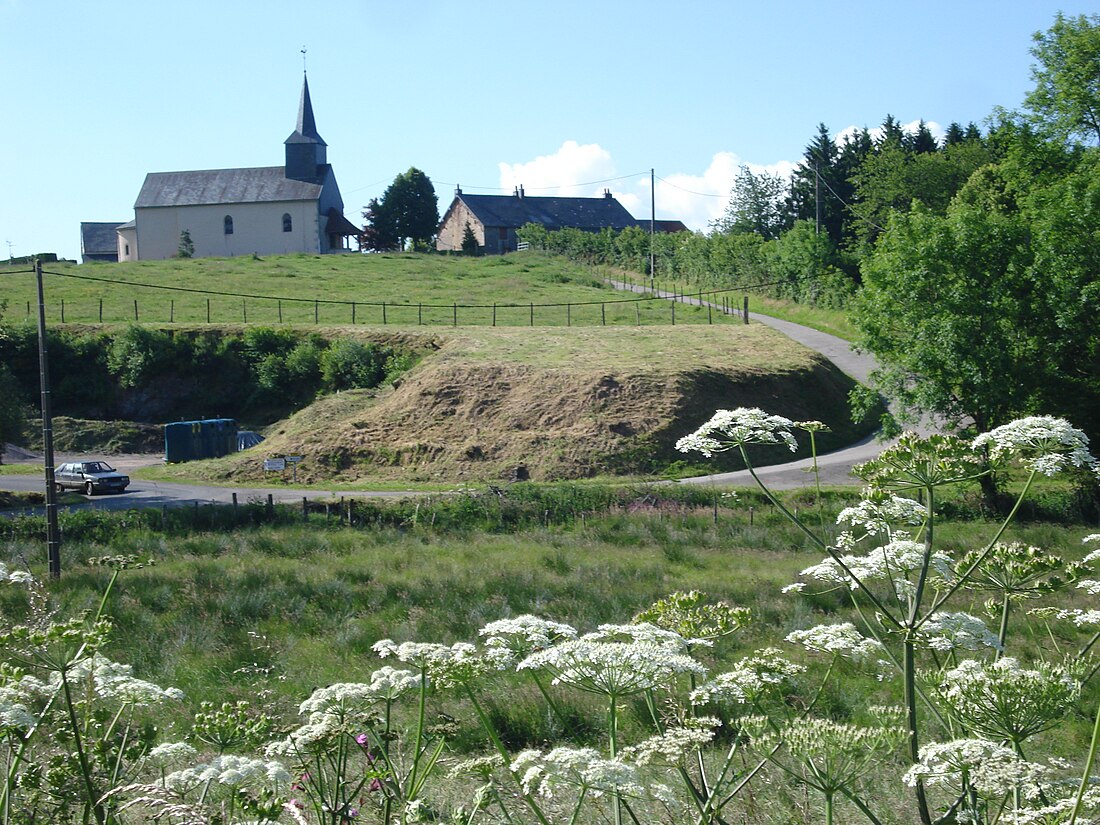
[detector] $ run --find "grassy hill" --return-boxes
[146,323,869,483]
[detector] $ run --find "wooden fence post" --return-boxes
[352,302,356,324]
[278,300,283,322]
[314,300,319,324]
[382,302,387,324]
[60,299,65,323]
[566,303,571,327]
[169,299,174,323]
[134,299,138,321]
[98,298,103,322]
[743,295,749,324]
[492,303,497,326]
[601,303,606,325]
[206,298,211,323]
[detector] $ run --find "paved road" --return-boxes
[609,280,930,489]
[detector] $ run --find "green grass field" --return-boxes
[2,253,742,328]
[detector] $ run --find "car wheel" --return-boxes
[54,483,63,494]
[85,482,95,496]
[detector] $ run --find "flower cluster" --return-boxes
[836,494,927,537]
[632,591,750,643]
[518,625,705,697]
[904,738,1048,800]
[512,747,643,799]
[478,615,577,663]
[799,539,952,600]
[675,408,798,457]
[161,754,291,794]
[689,648,804,706]
[786,623,887,665]
[372,639,502,686]
[60,655,184,705]
[620,719,719,766]
[936,658,1080,744]
[973,416,1100,477]
[918,612,1002,652]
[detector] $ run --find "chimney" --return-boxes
[513,186,519,197]
[603,188,612,199]
[455,184,462,195]
[519,185,525,199]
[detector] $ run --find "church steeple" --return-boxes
[285,74,327,182]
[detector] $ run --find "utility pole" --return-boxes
[649,168,656,280]
[34,259,61,578]
[5,240,12,264]
[814,163,821,235]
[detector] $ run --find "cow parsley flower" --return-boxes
[298,682,385,716]
[511,748,643,799]
[161,755,291,793]
[633,591,750,643]
[478,615,577,663]
[372,639,490,686]
[936,658,1079,745]
[621,718,719,765]
[973,416,1099,477]
[57,655,184,705]
[689,648,804,705]
[837,495,927,536]
[518,631,705,697]
[904,739,1049,801]
[800,540,951,599]
[919,612,1002,652]
[146,742,198,769]
[675,408,798,457]
[786,623,886,664]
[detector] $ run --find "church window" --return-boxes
[224,215,234,235]
[283,213,292,232]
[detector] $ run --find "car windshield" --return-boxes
[82,462,114,473]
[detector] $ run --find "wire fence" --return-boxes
[15,278,752,328]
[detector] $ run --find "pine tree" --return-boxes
[461,221,480,255]
[177,229,194,258]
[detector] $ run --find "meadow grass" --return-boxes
[2,253,741,328]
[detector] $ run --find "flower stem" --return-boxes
[1069,696,1100,825]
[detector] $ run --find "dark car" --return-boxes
[55,461,130,496]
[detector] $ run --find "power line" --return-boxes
[654,175,728,198]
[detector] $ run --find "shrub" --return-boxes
[320,340,387,390]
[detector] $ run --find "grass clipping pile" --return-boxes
[209,325,869,483]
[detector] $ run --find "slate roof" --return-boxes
[135,166,328,208]
[80,222,125,255]
[455,193,638,231]
[285,74,326,147]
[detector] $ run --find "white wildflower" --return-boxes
[585,622,706,651]
[265,713,342,757]
[837,495,927,535]
[781,582,806,594]
[518,631,705,696]
[972,416,1099,477]
[904,739,1049,800]
[786,623,886,663]
[146,742,198,768]
[57,655,184,705]
[372,639,489,686]
[675,408,798,456]
[621,719,719,765]
[1052,608,1100,627]
[511,747,643,799]
[800,539,951,599]
[919,612,1002,652]
[478,615,577,663]
[690,648,804,705]
[298,683,382,716]
[366,666,419,700]
[161,755,291,793]
[7,570,34,585]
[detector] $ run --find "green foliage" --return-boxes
[713,164,791,239]
[177,229,194,258]
[361,167,439,251]
[460,221,479,255]
[319,340,388,391]
[106,325,179,389]
[0,362,26,449]
[1025,12,1100,145]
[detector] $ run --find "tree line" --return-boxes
[521,12,1100,457]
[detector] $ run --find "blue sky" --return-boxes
[0,0,1082,262]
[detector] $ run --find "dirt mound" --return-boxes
[204,344,867,483]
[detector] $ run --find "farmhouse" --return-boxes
[116,75,359,261]
[436,187,641,255]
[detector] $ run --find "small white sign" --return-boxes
[264,458,286,471]
[285,455,303,464]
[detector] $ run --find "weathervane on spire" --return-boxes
[301,46,307,74]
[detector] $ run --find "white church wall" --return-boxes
[134,200,320,260]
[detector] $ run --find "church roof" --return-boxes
[80,222,125,255]
[454,193,638,231]
[284,74,326,146]
[135,166,328,208]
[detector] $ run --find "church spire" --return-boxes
[285,72,327,181]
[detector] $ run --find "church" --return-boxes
[116,75,359,261]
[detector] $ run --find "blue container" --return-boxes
[164,418,238,463]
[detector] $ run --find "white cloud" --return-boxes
[498,140,615,196]
[497,142,799,234]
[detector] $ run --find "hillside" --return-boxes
[158,324,871,483]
